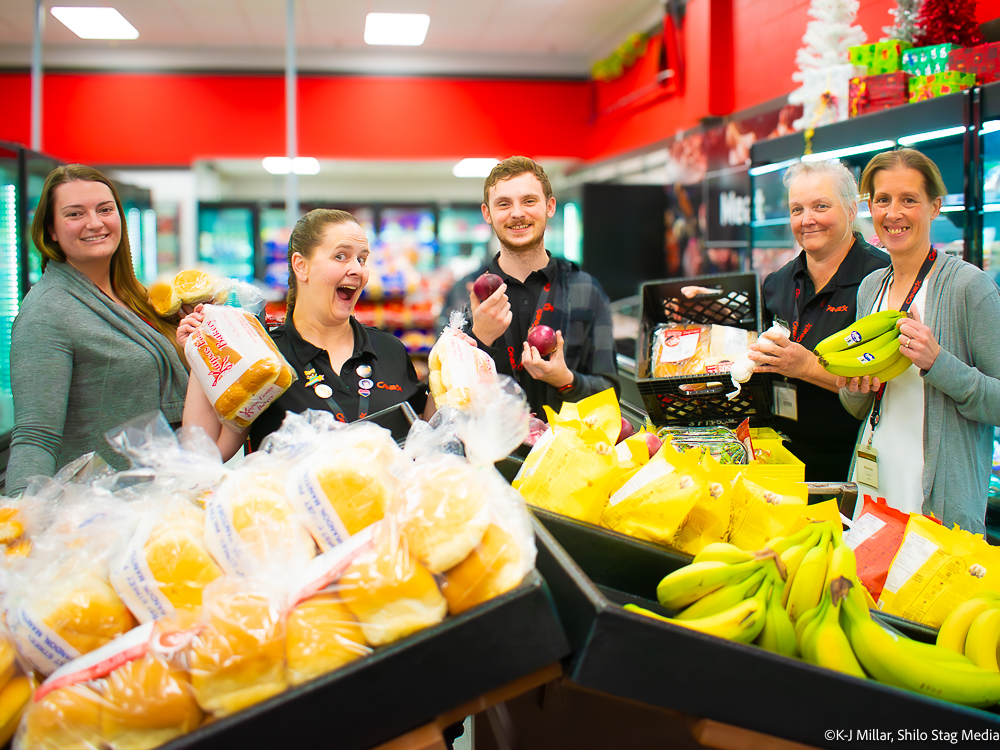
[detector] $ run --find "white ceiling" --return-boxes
[0,0,665,77]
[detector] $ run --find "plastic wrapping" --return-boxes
[427,310,499,409]
[185,304,297,431]
[651,323,758,379]
[18,620,202,750]
[147,269,231,318]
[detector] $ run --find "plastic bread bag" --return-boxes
[427,309,499,410]
[203,451,318,578]
[17,618,203,750]
[284,421,408,552]
[254,408,346,460]
[108,495,224,625]
[6,487,142,675]
[185,304,297,431]
[185,576,287,718]
[147,267,230,318]
[0,623,32,748]
[651,323,711,378]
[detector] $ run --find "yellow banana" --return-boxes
[812,310,906,357]
[823,538,858,593]
[692,542,755,566]
[626,594,766,643]
[896,635,976,665]
[785,530,831,622]
[676,567,768,621]
[937,596,1000,654]
[809,578,866,679]
[964,608,1000,671]
[0,675,31,747]
[799,593,830,659]
[780,527,824,608]
[870,349,914,383]
[819,332,903,377]
[841,594,1000,707]
[766,523,821,556]
[656,558,762,610]
[756,579,799,657]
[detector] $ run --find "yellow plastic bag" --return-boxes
[727,475,809,550]
[877,515,1000,628]
[670,452,734,554]
[604,435,653,497]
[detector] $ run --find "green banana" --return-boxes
[766,522,821,556]
[656,558,762,610]
[692,542,755,566]
[786,529,831,622]
[964,608,1000,671]
[812,310,905,357]
[626,589,766,643]
[676,567,767,621]
[819,332,903,377]
[756,579,799,657]
[809,578,866,679]
[841,594,1000,707]
[779,525,824,608]
[799,592,830,659]
[937,595,1000,654]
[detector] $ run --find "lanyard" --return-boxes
[502,279,554,374]
[789,275,827,344]
[866,247,937,443]
[305,358,372,423]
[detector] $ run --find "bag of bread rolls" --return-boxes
[428,311,499,410]
[147,268,229,318]
[17,619,202,750]
[109,498,224,624]
[284,422,405,552]
[186,577,287,718]
[185,304,297,430]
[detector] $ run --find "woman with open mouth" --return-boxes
[180,208,432,460]
[839,148,1000,534]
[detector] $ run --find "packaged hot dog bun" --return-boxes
[285,593,370,686]
[441,524,527,615]
[148,269,227,318]
[427,313,498,410]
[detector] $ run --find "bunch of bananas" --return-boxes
[812,310,913,381]
[937,591,1000,670]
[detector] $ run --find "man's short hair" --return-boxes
[483,156,553,206]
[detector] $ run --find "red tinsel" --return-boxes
[913,0,986,47]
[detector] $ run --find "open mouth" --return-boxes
[82,234,109,243]
[884,226,909,237]
[336,285,358,301]
[508,224,531,232]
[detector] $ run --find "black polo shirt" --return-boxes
[248,315,426,450]
[489,254,559,417]
[761,234,890,481]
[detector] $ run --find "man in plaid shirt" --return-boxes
[467,156,619,417]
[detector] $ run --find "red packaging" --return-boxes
[948,42,1000,84]
[849,73,910,118]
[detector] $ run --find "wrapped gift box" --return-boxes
[902,44,959,76]
[908,71,976,102]
[949,42,1000,84]
[849,41,912,74]
[792,64,868,129]
[849,72,910,117]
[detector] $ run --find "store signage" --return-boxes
[705,168,757,245]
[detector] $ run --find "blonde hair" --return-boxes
[286,208,359,314]
[859,148,947,202]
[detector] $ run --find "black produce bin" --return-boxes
[636,273,772,427]
[159,570,570,750]
[531,517,1000,748]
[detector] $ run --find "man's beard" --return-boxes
[496,222,546,255]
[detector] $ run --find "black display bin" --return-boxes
[531,517,1000,748]
[361,401,418,444]
[636,273,771,427]
[159,568,570,750]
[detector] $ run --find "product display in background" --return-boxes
[882,0,922,43]
[908,70,977,101]
[790,63,869,130]
[901,43,958,75]
[849,72,911,116]
[849,40,912,74]
[948,42,1000,84]
[912,0,985,48]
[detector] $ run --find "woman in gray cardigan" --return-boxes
[839,149,1000,534]
[5,165,188,495]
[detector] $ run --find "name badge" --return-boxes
[856,445,879,489]
[773,381,798,421]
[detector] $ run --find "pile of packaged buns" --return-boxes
[1,379,535,750]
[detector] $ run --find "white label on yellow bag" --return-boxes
[109,516,176,624]
[204,494,251,577]
[882,531,939,595]
[286,463,351,552]
[8,603,82,675]
[656,329,700,364]
[608,458,676,508]
[844,513,886,551]
[289,524,375,607]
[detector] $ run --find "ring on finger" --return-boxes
[904,335,911,348]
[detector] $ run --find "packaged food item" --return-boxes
[726,475,809,551]
[285,592,370,686]
[185,304,297,430]
[651,324,710,378]
[659,425,749,465]
[669,452,734,554]
[428,310,499,409]
[148,268,228,318]
[18,620,202,750]
[109,498,224,623]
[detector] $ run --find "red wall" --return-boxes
[2,0,1000,167]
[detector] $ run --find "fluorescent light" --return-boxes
[897,126,966,146]
[938,205,965,213]
[800,141,896,163]
[748,158,800,177]
[50,7,138,39]
[981,121,1000,135]
[985,204,1000,212]
[364,13,430,46]
[750,217,791,227]
[453,158,499,178]
[262,157,321,175]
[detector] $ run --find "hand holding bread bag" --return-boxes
[147,269,229,318]
[428,311,499,410]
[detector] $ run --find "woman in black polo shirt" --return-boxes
[180,208,429,459]
[748,160,889,481]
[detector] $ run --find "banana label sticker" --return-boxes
[844,330,863,345]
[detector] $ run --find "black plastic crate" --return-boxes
[636,273,772,427]
[360,401,417,444]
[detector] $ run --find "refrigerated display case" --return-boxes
[0,143,20,435]
[197,203,256,282]
[24,150,61,290]
[979,82,1000,284]
[114,180,156,285]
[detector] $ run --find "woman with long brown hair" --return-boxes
[5,164,188,495]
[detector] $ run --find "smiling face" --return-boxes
[292,221,370,324]
[48,180,122,273]
[788,172,854,257]
[868,167,941,258]
[482,172,557,254]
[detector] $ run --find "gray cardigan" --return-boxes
[6,262,188,495]
[839,253,1000,534]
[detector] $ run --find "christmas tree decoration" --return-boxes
[912,0,985,48]
[883,0,924,43]
[789,0,867,132]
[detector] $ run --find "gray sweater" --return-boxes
[840,253,1000,534]
[6,262,188,495]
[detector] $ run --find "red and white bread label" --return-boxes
[35,621,155,702]
[656,329,700,364]
[9,603,82,676]
[288,524,375,609]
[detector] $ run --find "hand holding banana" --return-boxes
[896,308,940,371]
[812,310,915,388]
